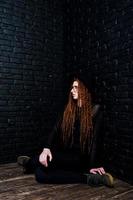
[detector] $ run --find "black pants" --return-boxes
[26,151,87,184]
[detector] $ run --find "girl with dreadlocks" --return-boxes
[17,78,114,187]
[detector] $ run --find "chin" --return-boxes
[73,97,78,100]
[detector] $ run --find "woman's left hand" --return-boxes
[89,167,105,175]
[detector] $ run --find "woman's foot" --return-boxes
[85,172,114,187]
[17,156,31,174]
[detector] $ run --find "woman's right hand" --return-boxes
[39,148,53,167]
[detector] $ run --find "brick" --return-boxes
[0,0,64,165]
[64,0,133,184]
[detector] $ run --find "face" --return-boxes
[71,81,79,100]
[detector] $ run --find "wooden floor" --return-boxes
[0,163,133,200]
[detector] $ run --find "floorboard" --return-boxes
[0,163,132,200]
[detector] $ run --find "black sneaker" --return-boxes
[85,173,114,187]
[17,156,31,173]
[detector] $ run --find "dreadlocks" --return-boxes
[61,79,93,152]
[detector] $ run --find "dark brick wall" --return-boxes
[0,0,64,163]
[64,0,133,183]
[94,0,133,184]
[64,0,93,76]
[0,0,133,184]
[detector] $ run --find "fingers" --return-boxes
[100,167,105,174]
[39,150,53,167]
[43,158,48,167]
[97,168,103,175]
[39,153,48,167]
[49,153,52,162]
[90,169,97,174]
[96,167,106,175]
[89,167,106,175]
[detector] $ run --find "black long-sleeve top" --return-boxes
[42,104,104,169]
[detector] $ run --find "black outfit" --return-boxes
[26,105,104,184]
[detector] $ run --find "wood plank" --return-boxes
[110,189,133,200]
[0,163,133,200]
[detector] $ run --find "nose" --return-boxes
[71,88,76,94]
[71,88,74,93]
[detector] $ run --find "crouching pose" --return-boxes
[18,76,114,187]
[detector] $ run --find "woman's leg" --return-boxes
[49,150,83,171]
[35,167,86,184]
[18,153,114,187]
[34,151,87,184]
[17,155,41,174]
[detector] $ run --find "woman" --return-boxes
[18,78,114,187]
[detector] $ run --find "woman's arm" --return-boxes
[89,104,104,168]
[39,115,62,167]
